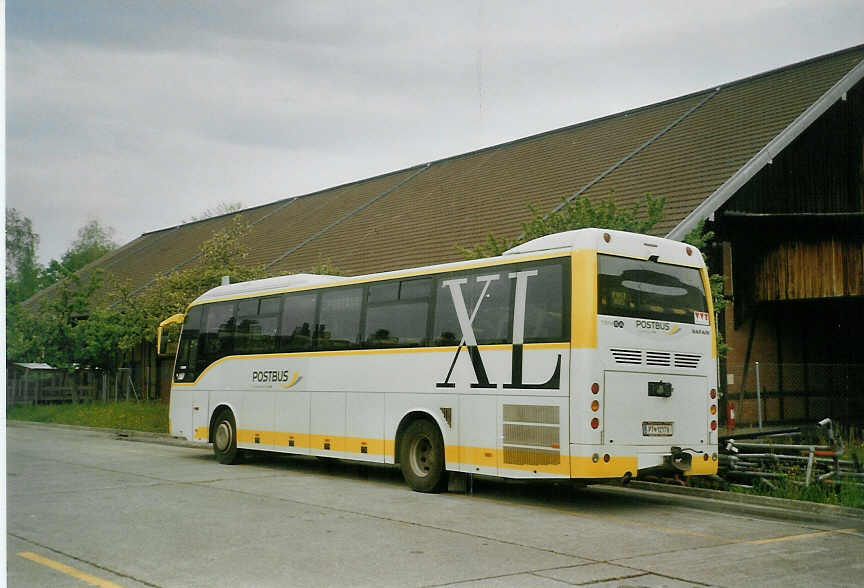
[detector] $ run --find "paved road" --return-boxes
[6,422,864,587]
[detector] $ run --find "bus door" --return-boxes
[191,391,210,442]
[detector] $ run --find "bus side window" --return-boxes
[280,293,317,352]
[524,260,568,343]
[433,268,513,346]
[364,278,431,348]
[174,306,203,382]
[317,287,362,350]
[236,296,281,355]
[200,301,236,370]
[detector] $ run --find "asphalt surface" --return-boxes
[6,422,864,587]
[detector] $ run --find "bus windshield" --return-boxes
[597,254,708,324]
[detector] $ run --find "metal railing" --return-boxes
[722,419,864,490]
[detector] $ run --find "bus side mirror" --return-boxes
[158,314,185,357]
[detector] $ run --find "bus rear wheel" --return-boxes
[212,410,241,465]
[399,419,447,493]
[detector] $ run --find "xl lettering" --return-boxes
[436,270,561,389]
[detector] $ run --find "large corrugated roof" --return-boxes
[32,44,864,302]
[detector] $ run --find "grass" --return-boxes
[7,401,169,434]
[733,477,864,510]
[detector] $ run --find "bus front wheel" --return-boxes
[399,419,447,493]
[212,410,241,465]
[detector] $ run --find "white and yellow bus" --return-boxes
[167,228,718,492]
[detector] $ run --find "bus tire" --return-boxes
[212,409,241,465]
[399,419,448,493]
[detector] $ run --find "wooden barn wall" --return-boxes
[755,238,864,301]
[723,80,864,215]
[717,78,864,318]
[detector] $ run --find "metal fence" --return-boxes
[724,362,864,426]
[6,365,167,406]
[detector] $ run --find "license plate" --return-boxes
[643,421,673,436]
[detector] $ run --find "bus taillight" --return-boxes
[591,418,599,429]
[710,388,717,399]
[591,382,599,394]
[710,420,717,431]
[591,400,599,412]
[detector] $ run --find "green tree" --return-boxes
[683,220,730,358]
[462,194,665,258]
[37,271,105,367]
[6,209,47,362]
[74,280,146,371]
[42,219,117,284]
[6,208,44,304]
[6,303,46,362]
[106,216,271,353]
[7,216,270,372]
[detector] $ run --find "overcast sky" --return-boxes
[6,1,864,263]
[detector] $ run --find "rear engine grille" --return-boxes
[502,404,561,466]
[502,447,560,466]
[502,404,559,424]
[645,351,672,366]
[610,348,642,364]
[674,353,701,368]
[611,348,702,369]
[503,424,559,448]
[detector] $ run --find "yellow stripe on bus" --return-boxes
[570,456,639,478]
[173,342,570,387]
[221,428,658,478]
[196,425,712,477]
[570,250,597,349]
[700,267,718,359]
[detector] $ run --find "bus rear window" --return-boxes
[597,254,708,324]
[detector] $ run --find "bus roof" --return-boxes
[191,228,704,304]
[195,273,349,302]
[504,228,703,263]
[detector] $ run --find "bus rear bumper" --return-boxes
[638,449,718,477]
[569,445,717,479]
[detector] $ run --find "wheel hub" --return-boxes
[214,421,232,452]
[409,436,432,477]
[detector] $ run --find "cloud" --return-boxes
[6,0,864,263]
